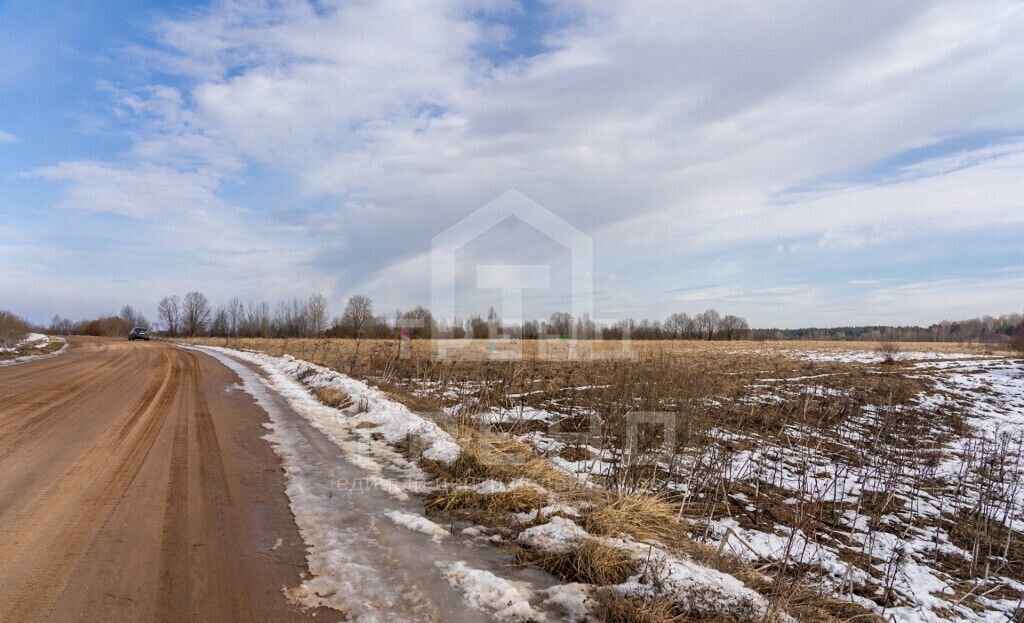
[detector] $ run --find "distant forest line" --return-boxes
[17,291,1024,349]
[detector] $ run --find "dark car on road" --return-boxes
[128,327,150,341]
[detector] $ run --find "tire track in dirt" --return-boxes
[0,347,164,521]
[0,347,141,456]
[154,363,191,623]
[0,346,179,621]
[0,338,336,623]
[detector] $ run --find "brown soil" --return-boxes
[0,337,340,623]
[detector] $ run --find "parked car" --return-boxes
[128,327,150,341]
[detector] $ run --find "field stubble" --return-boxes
[182,337,1024,622]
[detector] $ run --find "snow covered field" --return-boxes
[189,344,795,622]
[182,338,1024,622]
[475,349,1024,623]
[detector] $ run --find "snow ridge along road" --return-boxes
[0,337,332,623]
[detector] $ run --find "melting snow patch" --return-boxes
[541,583,593,622]
[384,510,449,542]
[439,561,543,622]
[517,516,588,553]
[0,336,68,367]
[518,518,781,621]
[614,550,784,622]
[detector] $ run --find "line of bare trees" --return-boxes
[391,306,751,341]
[157,292,336,338]
[16,296,1024,349]
[151,291,754,341]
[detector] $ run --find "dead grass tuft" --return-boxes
[592,591,681,622]
[518,539,637,586]
[876,340,900,365]
[313,386,351,409]
[584,493,683,544]
[427,437,580,495]
[427,484,549,516]
[430,444,497,481]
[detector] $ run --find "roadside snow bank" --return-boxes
[194,346,460,464]
[0,336,68,367]
[191,346,522,622]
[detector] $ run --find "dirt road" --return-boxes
[0,337,335,623]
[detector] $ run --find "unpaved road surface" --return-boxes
[0,337,335,623]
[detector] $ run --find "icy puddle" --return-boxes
[196,347,564,623]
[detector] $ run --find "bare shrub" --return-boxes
[876,340,900,364]
[77,316,130,337]
[0,310,29,348]
[1013,323,1024,355]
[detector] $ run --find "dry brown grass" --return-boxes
[177,337,960,426]
[177,335,1004,623]
[584,493,683,544]
[178,336,1008,367]
[426,435,581,494]
[517,538,637,586]
[313,386,351,408]
[427,484,549,515]
[592,592,682,623]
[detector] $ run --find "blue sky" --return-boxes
[1,0,1023,328]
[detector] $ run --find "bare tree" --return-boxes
[338,295,375,338]
[547,312,573,338]
[398,306,435,338]
[695,308,721,340]
[158,295,181,337]
[664,312,694,339]
[120,305,136,327]
[49,314,74,336]
[468,315,488,339]
[228,297,244,337]
[181,291,211,337]
[487,306,502,337]
[718,315,749,340]
[253,301,271,338]
[211,306,230,336]
[306,293,329,337]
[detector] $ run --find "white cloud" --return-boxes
[0,129,17,143]
[673,285,740,303]
[866,277,1024,323]
[18,0,1024,324]
[31,161,225,220]
[602,141,1024,256]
